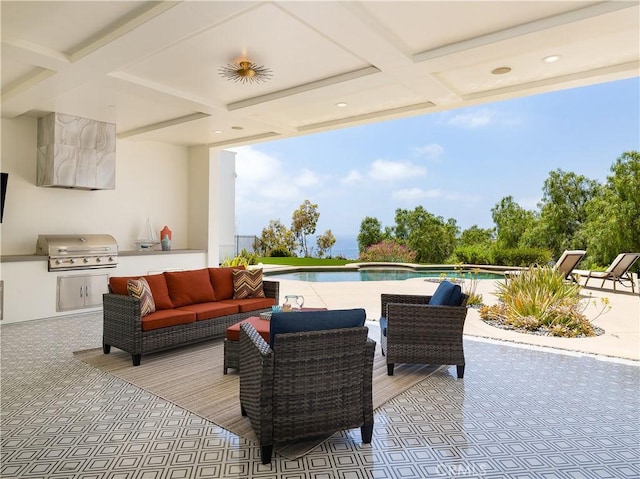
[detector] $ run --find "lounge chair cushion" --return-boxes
[269,308,366,348]
[430,280,463,306]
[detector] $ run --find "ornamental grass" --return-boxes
[479,265,609,337]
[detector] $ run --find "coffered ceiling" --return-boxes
[1,1,638,148]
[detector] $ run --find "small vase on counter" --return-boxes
[160,225,172,251]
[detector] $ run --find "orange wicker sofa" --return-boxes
[102,266,279,366]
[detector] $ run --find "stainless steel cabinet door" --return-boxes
[57,274,108,311]
[84,274,108,308]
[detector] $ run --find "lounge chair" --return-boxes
[574,253,640,293]
[505,250,586,283]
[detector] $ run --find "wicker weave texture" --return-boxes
[381,293,468,372]
[239,322,375,463]
[103,280,279,365]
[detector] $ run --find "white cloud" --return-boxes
[297,168,322,187]
[392,188,443,201]
[447,110,494,128]
[368,159,426,181]
[341,169,364,184]
[442,108,522,129]
[233,146,319,201]
[412,143,444,160]
[233,146,280,184]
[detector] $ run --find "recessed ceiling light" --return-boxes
[542,54,562,64]
[213,130,223,134]
[336,102,348,108]
[491,67,511,75]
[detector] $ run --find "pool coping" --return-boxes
[262,262,510,277]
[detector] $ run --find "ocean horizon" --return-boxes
[327,235,359,259]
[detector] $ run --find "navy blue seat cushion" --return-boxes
[380,316,387,337]
[449,284,463,306]
[269,308,366,348]
[430,280,463,306]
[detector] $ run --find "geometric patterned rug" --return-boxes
[74,338,441,459]
[2,312,639,478]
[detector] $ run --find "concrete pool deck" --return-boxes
[263,265,640,362]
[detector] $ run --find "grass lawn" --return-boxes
[257,257,356,267]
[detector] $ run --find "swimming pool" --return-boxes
[267,269,504,282]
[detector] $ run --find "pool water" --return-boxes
[268,269,503,282]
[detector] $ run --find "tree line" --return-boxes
[358,151,639,269]
[255,151,639,269]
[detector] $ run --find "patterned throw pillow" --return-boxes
[127,277,156,317]
[232,269,265,299]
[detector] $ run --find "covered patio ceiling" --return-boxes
[1,1,638,148]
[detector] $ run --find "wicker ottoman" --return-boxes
[224,316,271,374]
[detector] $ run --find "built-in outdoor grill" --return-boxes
[36,234,118,271]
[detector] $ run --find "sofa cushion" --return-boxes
[209,266,245,300]
[218,297,276,313]
[140,309,196,332]
[165,269,215,307]
[233,269,265,299]
[269,308,366,348]
[127,278,156,316]
[430,280,463,306]
[176,301,240,321]
[109,274,173,310]
[142,274,174,310]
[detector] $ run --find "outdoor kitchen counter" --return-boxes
[0,249,206,262]
[119,249,205,256]
[0,254,46,262]
[1,249,209,324]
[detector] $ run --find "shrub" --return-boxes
[452,245,494,265]
[480,265,609,337]
[491,246,552,267]
[222,248,259,266]
[359,240,417,263]
[269,247,294,257]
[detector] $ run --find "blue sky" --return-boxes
[233,77,639,240]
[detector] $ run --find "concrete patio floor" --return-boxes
[264,267,640,362]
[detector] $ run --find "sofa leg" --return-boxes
[223,367,227,375]
[260,444,273,464]
[132,354,141,367]
[361,422,373,443]
[387,363,394,376]
[103,344,111,354]
[241,404,247,417]
[456,364,465,379]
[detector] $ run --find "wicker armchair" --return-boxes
[380,292,469,378]
[239,322,375,464]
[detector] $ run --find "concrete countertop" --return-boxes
[0,249,206,262]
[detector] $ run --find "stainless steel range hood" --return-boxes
[37,113,116,190]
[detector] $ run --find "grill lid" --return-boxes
[36,234,118,256]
